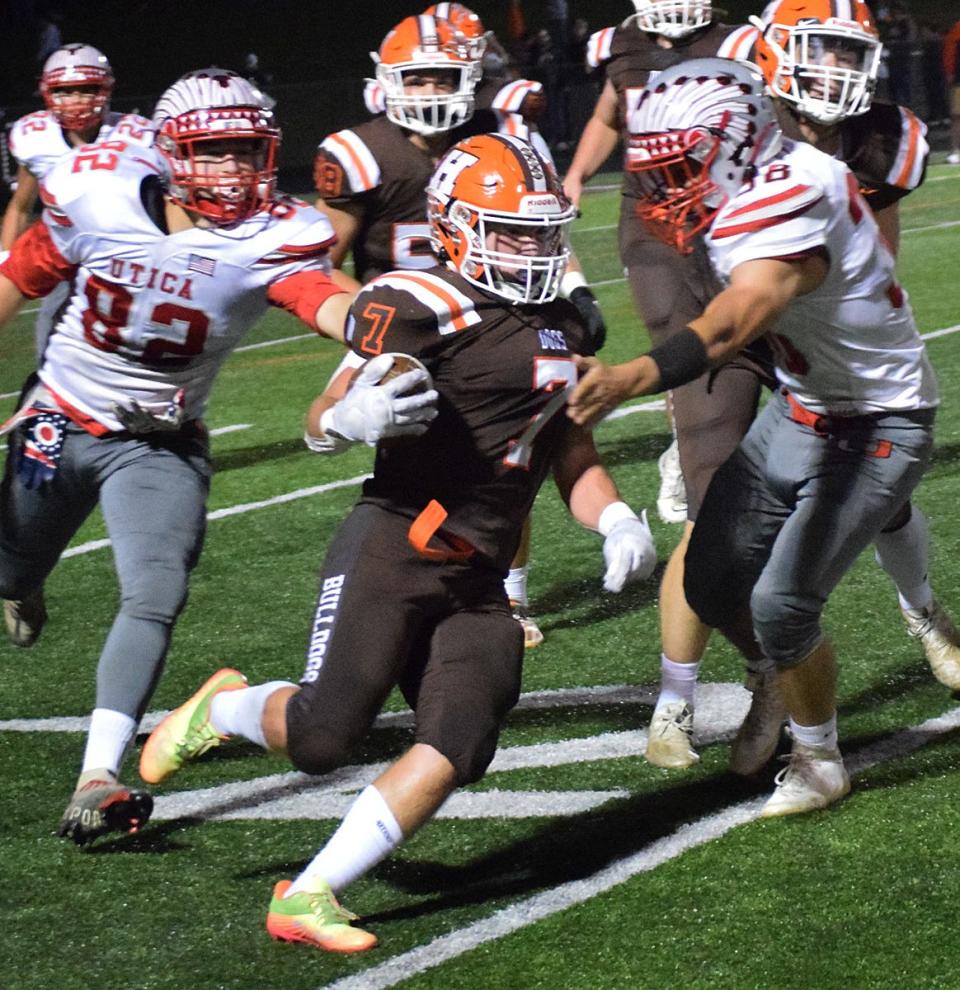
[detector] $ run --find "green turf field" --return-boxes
[2,161,960,990]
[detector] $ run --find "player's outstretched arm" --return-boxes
[567,255,828,425]
[563,81,619,207]
[552,423,656,590]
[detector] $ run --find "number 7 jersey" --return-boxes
[3,142,341,432]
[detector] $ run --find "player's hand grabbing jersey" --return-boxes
[8,109,154,180]
[346,266,593,570]
[314,110,536,283]
[0,141,342,433]
[706,141,937,416]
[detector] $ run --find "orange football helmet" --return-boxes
[424,3,487,58]
[752,0,882,124]
[373,15,480,135]
[40,43,114,132]
[426,133,576,304]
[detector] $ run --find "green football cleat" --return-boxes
[266,880,377,954]
[139,667,247,784]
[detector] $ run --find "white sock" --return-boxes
[874,507,933,612]
[504,566,528,606]
[655,654,701,710]
[81,708,137,777]
[789,714,838,752]
[286,785,404,897]
[209,681,295,749]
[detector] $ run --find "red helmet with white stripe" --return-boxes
[374,15,480,135]
[152,68,279,225]
[426,133,576,303]
[40,43,114,131]
[626,57,782,254]
[631,1,713,40]
[752,0,881,124]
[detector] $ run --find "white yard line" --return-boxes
[318,703,960,990]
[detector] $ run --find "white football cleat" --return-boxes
[901,599,960,691]
[510,601,544,649]
[760,743,850,818]
[730,669,787,775]
[645,702,699,769]
[656,440,687,524]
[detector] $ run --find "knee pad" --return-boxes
[287,726,355,777]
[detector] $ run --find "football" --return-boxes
[374,352,433,395]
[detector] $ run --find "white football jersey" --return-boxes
[24,142,337,431]
[706,140,938,415]
[8,109,154,180]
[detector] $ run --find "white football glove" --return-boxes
[320,353,438,447]
[602,509,656,592]
[113,389,186,434]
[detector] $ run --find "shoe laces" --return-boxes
[307,887,360,925]
[772,748,835,792]
[654,704,693,738]
[176,718,222,759]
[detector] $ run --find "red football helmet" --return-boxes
[374,15,480,135]
[152,69,280,225]
[40,43,114,132]
[427,133,576,304]
[630,1,713,40]
[626,58,782,254]
[752,0,881,124]
[424,3,487,58]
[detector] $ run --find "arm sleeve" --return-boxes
[266,270,348,332]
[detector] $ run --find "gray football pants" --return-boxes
[0,422,211,718]
[684,390,935,668]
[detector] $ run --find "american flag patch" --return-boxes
[187,254,217,276]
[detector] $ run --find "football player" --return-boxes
[139,133,657,952]
[564,2,758,528]
[0,69,432,846]
[637,2,959,774]
[569,58,938,817]
[0,44,154,357]
[363,5,548,147]
[316,13,608,646]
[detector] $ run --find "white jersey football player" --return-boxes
[0,68,435,846]
[569,58,937,818]
[1,44,154,357]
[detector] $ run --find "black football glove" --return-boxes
[569,285,607,351]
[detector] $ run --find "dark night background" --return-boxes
[0,0,953,178]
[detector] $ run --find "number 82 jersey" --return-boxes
[2,141,340,432]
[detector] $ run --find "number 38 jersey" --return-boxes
[8,109,154,179]
[706,141,938,416]
[0,142,341,433]
[346,267,593,571]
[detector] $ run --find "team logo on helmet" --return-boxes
[626,58,783,253]
[426,133,576,304]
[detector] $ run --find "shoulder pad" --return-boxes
[586,27,616,70]
[355,270,483,342]
[316,128,382,196]
[716,24,759,61]
[251,203,337,266]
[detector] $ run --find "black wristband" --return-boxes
[646,327,709,391]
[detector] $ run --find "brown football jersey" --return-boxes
[347,266,593,571]
[314,110,526,284]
